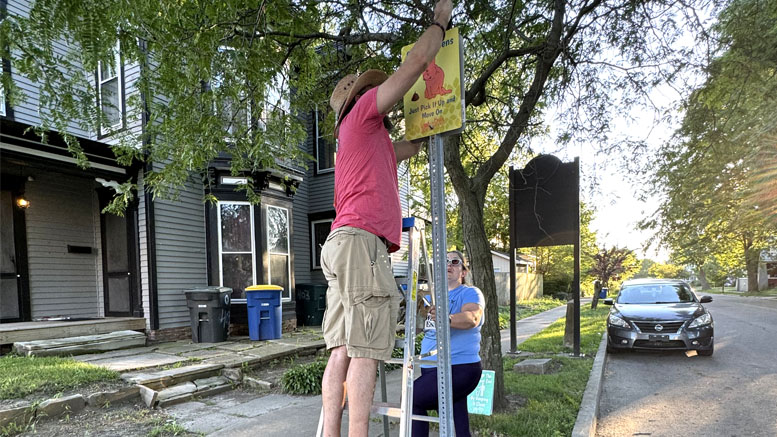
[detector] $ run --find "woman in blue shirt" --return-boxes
[412,250,484,437]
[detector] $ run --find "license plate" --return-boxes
[649,334,669,341]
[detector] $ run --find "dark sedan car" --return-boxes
[604,278,714,356]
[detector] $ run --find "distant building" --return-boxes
[759,249,777,290]
[491,250,535,273]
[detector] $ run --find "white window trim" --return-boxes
[0,83,5,117]
[315,105,335,174]
[266,205,292,301]
[310,218,333,270]
[97,42,124,134]
[216,201,257,297]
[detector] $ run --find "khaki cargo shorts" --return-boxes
[320,226,400,361]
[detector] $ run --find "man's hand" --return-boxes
[434,0,453,27]
[394,137,424,162]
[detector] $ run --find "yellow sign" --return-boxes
[402,27,465,140]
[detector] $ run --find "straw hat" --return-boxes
[330,69,388,135]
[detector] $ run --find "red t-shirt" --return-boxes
[331,87,401,252]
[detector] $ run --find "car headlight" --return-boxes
[608,313,630,329]
[688,312,713,328]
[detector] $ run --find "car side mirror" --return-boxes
[603,298,614,305]
[700,296,713,303]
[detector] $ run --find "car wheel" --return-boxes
[697,340,714,357]
[606,344,620,354]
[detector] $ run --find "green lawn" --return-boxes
[498,297,567,329]
[0,355,119,400]
[471,304,610,436]
[702,287,777,297]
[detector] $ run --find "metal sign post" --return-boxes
[429,134,455,436]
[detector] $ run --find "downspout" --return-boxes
[138,38,159,330]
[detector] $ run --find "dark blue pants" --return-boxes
[411,361,482,437]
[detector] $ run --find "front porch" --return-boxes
[0,317,146,345]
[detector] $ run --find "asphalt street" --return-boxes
[596,294,777,437]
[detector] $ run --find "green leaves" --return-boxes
[643,0,777,287]
[280,359,327,395]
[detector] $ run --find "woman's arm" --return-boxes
[449,303,483,329]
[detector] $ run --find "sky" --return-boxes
[522,6,717,265]
[528,94,680,263]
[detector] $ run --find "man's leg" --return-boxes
[345,356,378,437]
[322,345,350,437]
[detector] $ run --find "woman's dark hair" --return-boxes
[448,250,469,285]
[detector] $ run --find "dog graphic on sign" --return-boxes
[422,59,452,99]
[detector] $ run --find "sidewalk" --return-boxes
[164,305,569,436]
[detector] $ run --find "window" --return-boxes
[0,82,5,117]
[310,218,333,269]
[260,71,290,130]
[217,202,256,300]
[267,205,291,300]
[315,105,336,173]
[768,262,777,279]
[212,47,250,140]
[97,42,124,134]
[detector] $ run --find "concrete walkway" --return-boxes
[165,305,570,436]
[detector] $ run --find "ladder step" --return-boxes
[384,357,438,366]
[371,402,440,423]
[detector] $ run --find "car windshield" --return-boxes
[617,284,695,304]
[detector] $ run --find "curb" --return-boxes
[571,333,607,437]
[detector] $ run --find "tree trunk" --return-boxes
[745,250,760,292]
[457,185,508,411]
[697,266,710,290]
[591,280,602,309]
[742,233,760,292]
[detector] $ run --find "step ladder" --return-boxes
[316,135,455,436]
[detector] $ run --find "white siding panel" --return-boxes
[391,161,411,278]
[137,173,151,330]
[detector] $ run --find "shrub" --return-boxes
[281,359,327,395]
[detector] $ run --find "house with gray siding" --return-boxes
[1,0,410,342]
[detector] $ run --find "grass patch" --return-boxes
[698,286,738,294]
[703,287,777,297]
[518,305,609,356]
[147,420,189,437]
[498,297,566,329]
[471,305,609,436]
[0,355,119,400]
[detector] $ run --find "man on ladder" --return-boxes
[319,1,453,436]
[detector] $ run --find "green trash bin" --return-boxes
[296,283,328,326]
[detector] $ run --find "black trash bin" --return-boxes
[296,283,328,326]
[184,286,232,343]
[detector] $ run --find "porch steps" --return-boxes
[13,330,147,357]
[123,363,236,408]
[121,363,225,390]
[0,317,146,345]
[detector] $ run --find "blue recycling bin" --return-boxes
[599,287,608,299]
[246,285,283,340]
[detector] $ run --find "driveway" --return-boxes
[596,294,777,436]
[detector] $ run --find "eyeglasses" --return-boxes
[446,259,462,266]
